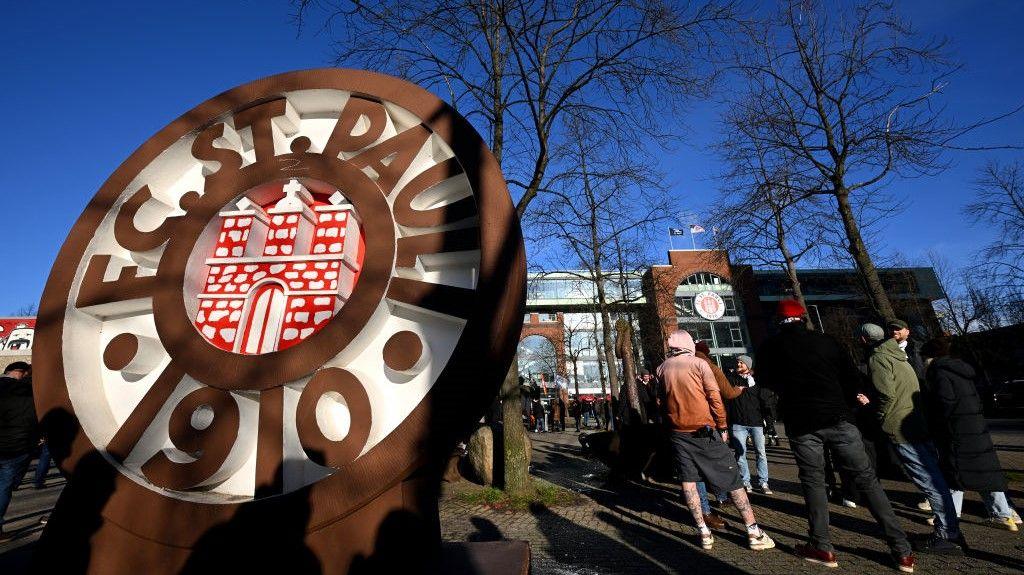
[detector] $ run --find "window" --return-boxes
[723,296,737,315]
[678,320,713,343]
[712,322,734,349]
[683,272,727,286]
[674,296,695,316]
[678,320,744,350]
[729,325,745,347]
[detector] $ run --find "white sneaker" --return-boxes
[985,516,1019,532]
[749,531,776,550]
[700,531,714,549]
[916,500,932,512]
[842,499,857,508]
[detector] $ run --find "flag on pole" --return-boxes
[668,228,685,236]
[690,224,706,234]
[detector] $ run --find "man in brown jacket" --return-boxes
[694,340,744,401]
[656,330,775,552]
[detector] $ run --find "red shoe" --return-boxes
[795,543,839,568]
[895,553,915,573]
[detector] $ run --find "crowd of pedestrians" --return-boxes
[555,299,1020,573]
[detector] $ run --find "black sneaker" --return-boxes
[911,534,965,555]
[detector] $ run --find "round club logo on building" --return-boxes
[33,70,524,548]
[693,290,726,321]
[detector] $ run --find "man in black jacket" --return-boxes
[726,355,773,494]
[757,301,914,572]
[0,361,37,540]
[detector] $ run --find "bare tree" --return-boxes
[996,290,1024,326]
[294,0,736,492]
[713,126,828,325]
[532,120,673,407]
[518,334,558,380]
[722,1,1020,320]
[929,252,997,335]
[966,160,1024,293]
[562,313,591,400]
[12,303,37,316]
[295,0,735,214]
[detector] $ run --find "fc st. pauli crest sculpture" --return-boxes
[33,69,525,573]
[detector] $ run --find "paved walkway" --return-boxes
[2,421,1022,573]
[440,421,1024,574]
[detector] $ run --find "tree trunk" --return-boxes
[780,247,814,331]
[571,359,581,399]
[615,319,640,415]
[835,189,895,319]
[773,206,815,330]
[595,327,608,399]
[571,358,581,429]
[596,281,620,401]
[498,359,528,493]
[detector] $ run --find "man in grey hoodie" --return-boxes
[862,323,964,554]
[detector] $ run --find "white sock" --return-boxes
[746,523,762,537]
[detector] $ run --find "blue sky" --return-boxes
[2,1,1021,313]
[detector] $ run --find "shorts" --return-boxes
[669,430,743,495]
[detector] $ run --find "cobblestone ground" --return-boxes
[440,420,1024,575]
[1,422,1021,573]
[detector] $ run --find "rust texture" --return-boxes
[32,69,527,573]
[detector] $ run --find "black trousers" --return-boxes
[789,421,911,555]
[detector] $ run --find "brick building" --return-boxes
[522,249,943,393]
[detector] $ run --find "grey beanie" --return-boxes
[737,355,754,369]
[859,323,886,342]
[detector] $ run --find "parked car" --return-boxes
[992,379,1024,414]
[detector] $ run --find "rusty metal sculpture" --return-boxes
[33,69,526,574]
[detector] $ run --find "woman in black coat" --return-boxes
[920,337,1021,531]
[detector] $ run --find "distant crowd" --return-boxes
[524,299,1020,573]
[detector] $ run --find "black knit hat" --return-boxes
[4,361,30,373]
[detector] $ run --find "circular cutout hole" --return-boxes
[383,330,424,372]
[190,404,215,431]
[316,391,351,442]
[103,333,139,371]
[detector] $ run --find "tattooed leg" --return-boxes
[683,482,708,529]
[730,487,758,526]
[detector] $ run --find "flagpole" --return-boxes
[669,229,674,250]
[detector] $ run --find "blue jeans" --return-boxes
[894,442,960,539]
[34,443,51,489]
[0,452,33,531]
[731,425,768,488]
[951,490,1015,519]
[695,481,712,514]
